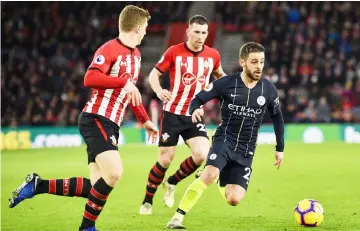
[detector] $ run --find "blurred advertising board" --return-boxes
[2,124,359,150]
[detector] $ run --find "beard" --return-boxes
[245,67,261,81]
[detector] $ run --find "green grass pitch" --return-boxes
[1,143,360,231]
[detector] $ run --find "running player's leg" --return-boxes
[140,111,180,214]
[78,112,121,231]
[8,114,100,208]
[9,172,92,208]
[167,142,228,229]
[32,163,99,199]
[221,163,252,206]
[164,120,209,208]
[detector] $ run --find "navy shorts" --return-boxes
[205,139,253,190]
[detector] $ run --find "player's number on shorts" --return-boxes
[243,167,251,185]
[197,124,207,132]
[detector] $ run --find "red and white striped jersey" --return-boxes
[83,38,141,126]
[155,43,221,116]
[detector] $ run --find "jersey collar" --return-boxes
[116,38,135,52]
[184,42,204,57]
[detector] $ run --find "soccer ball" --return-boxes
[294,199,324,227]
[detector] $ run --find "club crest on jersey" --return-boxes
[257,96,266,106]
[182,73,206,86]
[203,60,211,69]
[94,55,105,65]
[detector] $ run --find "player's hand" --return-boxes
[273,151,284,169]
[143,121,158,144]
[124,80,142,106]
[156,89,172,102]
[192,108,204,123]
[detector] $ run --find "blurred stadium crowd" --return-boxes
[2,1,360,127]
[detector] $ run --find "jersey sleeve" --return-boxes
[155,46,174,73]
[88,44,114,74]
[196,76,227,103]
[213,49,221,71]
[189,77,226,115]
[267,83,281,116]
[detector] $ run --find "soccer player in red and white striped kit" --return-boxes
[9,5,158,231]
[140,15,226,215]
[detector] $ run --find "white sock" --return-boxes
[173,212,184,222]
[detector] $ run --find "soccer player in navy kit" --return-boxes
[166,42,285,229]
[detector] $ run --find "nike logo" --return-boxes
[231,94,241,97]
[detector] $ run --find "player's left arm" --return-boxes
[128,104,158,144]
[267,84,285,169]
[128,103,150,124]
[212,50,226,79]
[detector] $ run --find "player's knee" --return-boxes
[201,168,219,185]
[90,174,101,185]
[225,189,245,206]
[159,148,175,168]
[226,196,242,206]
[192,149,207,164]
[190,141,209,165]
[103,168,123,186]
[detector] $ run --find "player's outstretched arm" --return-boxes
[189,81,223,123]
[189,81,222,114]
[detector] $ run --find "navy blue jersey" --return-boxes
[190,73,284,157]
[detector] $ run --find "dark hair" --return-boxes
[239,42,265,59]
[189,15,208,25]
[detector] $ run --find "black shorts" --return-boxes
[78,112,119,164]
[159,111,208,147]
[205,139,253,190]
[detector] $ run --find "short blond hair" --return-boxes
[119,5,151,32]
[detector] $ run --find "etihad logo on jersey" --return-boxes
[228,104,262,118]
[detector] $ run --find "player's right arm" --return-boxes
[84,43,141,106]
[148,46,175,102]
[189,78,225,122]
